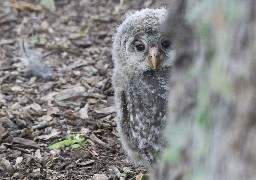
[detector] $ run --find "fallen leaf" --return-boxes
[66,109,76,117]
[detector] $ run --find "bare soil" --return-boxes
[0,1,168,179]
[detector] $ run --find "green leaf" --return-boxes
[48,133,86,150]
[41,0,56,12]
[71,144,82,149]
[48,140,67,149]
[123,167,131,174]
[63,139,74,146]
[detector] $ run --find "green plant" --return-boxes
[48,133,86,150]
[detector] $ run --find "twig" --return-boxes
[0,66,17,71]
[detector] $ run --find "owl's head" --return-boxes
[112,8,175,76]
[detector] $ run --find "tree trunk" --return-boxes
[152,0,256,179]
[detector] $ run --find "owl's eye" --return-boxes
[135,44,145,51]
[161,39,171,48]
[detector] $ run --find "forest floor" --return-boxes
[0,0,168,179]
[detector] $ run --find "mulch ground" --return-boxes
[0,1,168,179]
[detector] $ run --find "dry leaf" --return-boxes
[66,109,76,117]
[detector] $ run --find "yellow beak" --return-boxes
[152,56,157,70]
[149,47,158,70]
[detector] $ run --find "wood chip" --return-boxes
[94,106,115,115]
[11,2,42,11]
[15,157,23,167]
[34,149,42,159]
[12,137,39,149]
[90,133,108,147]
[1,158,12,170]
[30,102,42,112]
[39,82,54,91]
[79,104,89,119]
[54,86,86,102]
[83,92,105,99]
[92,174,108,180]
[37,114,53,121]
[76,160,95,166]
[11,85,24,92]
[36,129,60,140]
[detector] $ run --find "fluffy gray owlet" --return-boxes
[112,8,175,166]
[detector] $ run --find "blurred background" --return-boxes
[0,0,169,179]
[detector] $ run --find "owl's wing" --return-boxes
[115,89,130,137]
[120,90,128,125]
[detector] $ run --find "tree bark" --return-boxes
[152,0,256,179]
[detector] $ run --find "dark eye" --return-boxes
[161,39,171,48]
[135,44,145,51]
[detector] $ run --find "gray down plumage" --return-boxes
[112,8,174,166]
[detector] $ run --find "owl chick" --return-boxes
[112,8,175,166]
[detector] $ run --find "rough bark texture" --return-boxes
[152,0,256,179]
